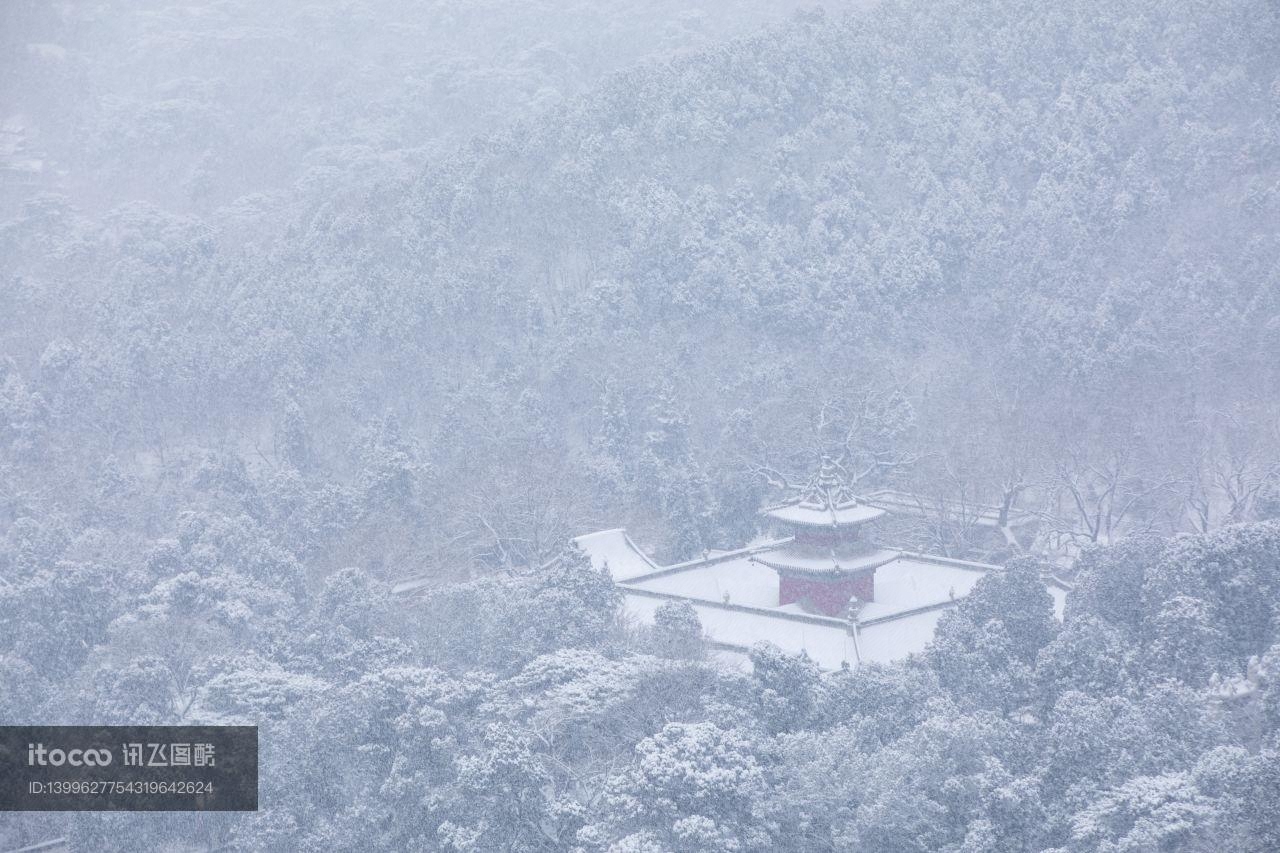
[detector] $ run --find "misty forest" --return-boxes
[2,0,1280,850]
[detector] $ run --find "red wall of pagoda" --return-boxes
[778,571,875,616]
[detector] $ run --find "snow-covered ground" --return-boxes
[856,608,948,664]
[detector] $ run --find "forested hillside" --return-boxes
[2,0,1280,848]
[4,0,1278,575]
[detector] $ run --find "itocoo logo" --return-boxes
[27,743,113,767]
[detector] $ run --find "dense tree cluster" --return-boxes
[4,525,1279,850]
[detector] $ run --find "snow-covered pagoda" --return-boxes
[565,457,1071,670]
[392,457,1070,670]
[753,457,896,616]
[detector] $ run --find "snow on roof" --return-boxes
[762,500,886,528]
[572,528,660,581]
[752,546,898,576]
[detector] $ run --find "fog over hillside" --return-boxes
[2,0,1280,850]
[2,0,842,216]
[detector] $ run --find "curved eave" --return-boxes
[752,550,898,578]
[759,503,887,528]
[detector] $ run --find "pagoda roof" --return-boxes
[761,499,886,528]
[753,546,898,577]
